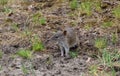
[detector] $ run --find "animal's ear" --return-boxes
[63,30,67,36]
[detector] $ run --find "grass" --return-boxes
[0,50,3,58]
[95,38,107,49]
[10,54,17,59]
[32,12,46,25]
[32,12,42,18]
[79,1,92,16]
[0,65,2,71]
[111,68,116,76]
[69,51,78,58]
[32,35,44,51]
[32,12,41,23]
[21,60,35,76]
[111,31,118,44]
[96,49,119,76]
[112,6,120,18]
[99,49,120,67]
[32,41,44,51]
[102,21,113,28]
[84,24,92,30]
[23,29,32,37]
[93,1,101,12]
[17,49,32,59]
[90,49,119,76]
[21,63,29,75]
[101,49,112,67]
[39,17,46,25]
[0,0,8,6]
[2,6,12,14]
[70,0,78,10]
[111,49,120,61]
[70,20,77,26]
[12,23,19,31]
[46,56,53,65]
[89,65,98,76]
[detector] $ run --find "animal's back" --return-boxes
[65,28,78,47]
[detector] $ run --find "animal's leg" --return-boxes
[64,46,69,57]
[59,46,64,56]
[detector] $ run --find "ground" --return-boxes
[0,0,120,76]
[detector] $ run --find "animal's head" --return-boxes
[45,30,68,43]
[51,30,67,40]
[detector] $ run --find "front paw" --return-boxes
[65,54,70,58]
[61,54,64,57]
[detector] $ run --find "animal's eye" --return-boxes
[55,36,58,38]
